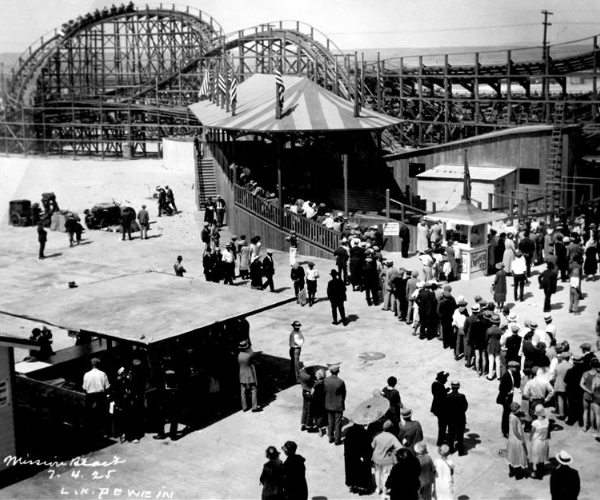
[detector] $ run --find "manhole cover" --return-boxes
[497,449,507,457]
[359,352,386,361]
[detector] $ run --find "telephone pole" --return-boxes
[541,10,553,118]
[541,9,553,57]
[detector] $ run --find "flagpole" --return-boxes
[376,52,382,111]
[353,52,359,118]
[360,52,365,111]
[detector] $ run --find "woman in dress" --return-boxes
[281,441,308,500]
[343,423,373,495]
[530,404,550,479]
[434,444,455,500]
[249,236,263,289]
[259,446,284,500]
[239,237,251,280]
[583,237,598,281]
[414,441,436,500]
[506,402,528,479]
[492,262,507,311]
[502,233,516,274]
[371,420,402,496]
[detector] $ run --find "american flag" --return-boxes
[229,69,238,114]
[217,72,227,96]
[463,149,472,201]
[275,67,285,107]
[198,71,210,100]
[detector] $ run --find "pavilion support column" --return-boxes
[343,153,349,218]
[277,137,283,229]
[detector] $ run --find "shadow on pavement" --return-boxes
[43,253,63,259]
[463,432,481,453]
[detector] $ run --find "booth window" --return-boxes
[519,168,540,185]
[409,162,426,178]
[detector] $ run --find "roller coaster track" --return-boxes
[6,3,223,108]
[3,3,600,156]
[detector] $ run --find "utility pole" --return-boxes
[541,10,553,57]
[541,10,553,120]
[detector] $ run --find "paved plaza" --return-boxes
[0,157,599,499]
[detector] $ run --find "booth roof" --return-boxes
[188,74,402,133]
[0,273,294,346]
[424,199,508,226]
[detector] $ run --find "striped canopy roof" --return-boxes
[188,74,402,133]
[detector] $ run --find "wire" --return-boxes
[330,23,540,36]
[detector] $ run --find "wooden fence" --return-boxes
[234,184,340,252]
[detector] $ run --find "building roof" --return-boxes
[417,165,516,181]
[189,74,402,133]
[424,199,508,226]
[0,272,294,347]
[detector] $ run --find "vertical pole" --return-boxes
[488,192,493,212]
[343,154,349,218]
[277,137,283,228]
[525,188,529,216]
[385,189,390,218]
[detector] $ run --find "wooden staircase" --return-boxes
[545,101,565,209]
[196,153,218,205]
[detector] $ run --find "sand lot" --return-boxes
[0,155,599,500]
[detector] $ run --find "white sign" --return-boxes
[383,223,400,236]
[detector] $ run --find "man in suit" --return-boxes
[138,204,150,240]
[238,340,261,412]
[431,371,450,446]
[261,249,276,292]
[324,363,346,445]
[438,285,457,349]
[399,222,410,258]
[326,269,347,325]
[497,361,521,438]
[446,380,468,456]
[538,261,558,312]
[550,450,580,500]
[416,281,438,340]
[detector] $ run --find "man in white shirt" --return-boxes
[289,321,305,383]
[83,358,110,443]
[512,250,527,301]
[222,243,236,285]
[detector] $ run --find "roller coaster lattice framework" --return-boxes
[2,2,600,157]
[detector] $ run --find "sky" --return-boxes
[0,0,599,54]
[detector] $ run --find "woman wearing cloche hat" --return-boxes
[530,405,550,479]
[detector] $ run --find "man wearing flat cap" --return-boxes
[324,364,346,445]
[446,381,468,455]
[138,204,149,240]
[238,340,260,412]
[431,371,450,446]
[327,269,347,325]
[289,321,305,383]
[498,361,521,438]
[397,408,423,452]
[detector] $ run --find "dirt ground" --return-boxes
[0,155,599,500]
